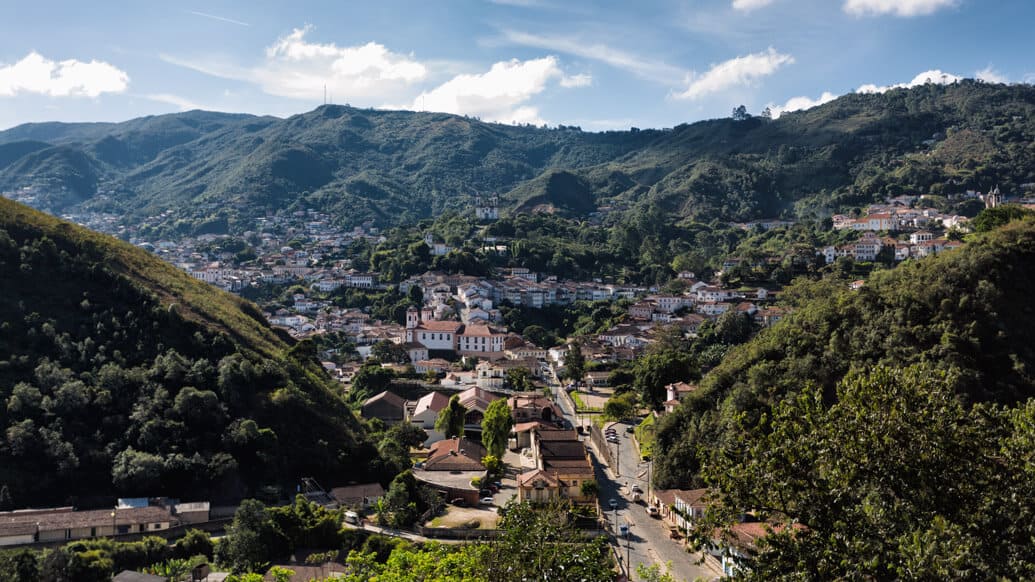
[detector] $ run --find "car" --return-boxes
[631,484,643,494]
[488,484,499,494]
[646,506,661,519]
[618,523,629,537]
[626,425,635,433]
[450,498,466,506]
[480,497,495,505]
[608,498,618,509]
[607,436,619,443]
[480,488,492,497]
[605,427,617,434]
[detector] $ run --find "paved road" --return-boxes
[546,363,718,581]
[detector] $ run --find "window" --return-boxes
[65,529,71,540]
[139,524,145,532]
[90,527,96,537]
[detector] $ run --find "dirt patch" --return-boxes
[426,505,499,529]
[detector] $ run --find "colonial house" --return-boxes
[663,381,697,414]
[409,391,450,445]
[329,483,386,510]
[516,429,594,504]
[458,324,508,359]
[508,392,562,423]
[456,386,499,426]
[361,391,407,425]
[413,437,488,506]
[0,505,178,545]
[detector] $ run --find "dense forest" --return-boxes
[653,216,1035,578]
[0,198,383,508]
[1,81,1034,234]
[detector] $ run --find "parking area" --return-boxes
[425,505,499,529]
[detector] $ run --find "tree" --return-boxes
[632,350,698,408]
[693,365,1035,580]
[220,500,290,574]
[579,479,599,498]
[563,343,585,383]
[435,395,467,439]
[371,341,410,364]
[504,368,532,392]
[481,454,505,478]
[731,104,749,121]
[713,310,753,345]
[481,399,514,458]
[484,500,613,581]
[603,392,638,421]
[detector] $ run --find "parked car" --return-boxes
[480,489,492,497]
[607,436,619,443]
[480,497,494,505]
[618,523,629,537]
[631,484,643,494]
[646,506,661,518]
[609,498,618,509]
[450,498,466,506]
[626,425,635,433]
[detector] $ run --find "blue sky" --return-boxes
[1,0,1032,131]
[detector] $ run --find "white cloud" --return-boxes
[843,0,956,17]
[165,26,427,103]
[857,69,961,93]
[145,93,202,111]
[409,56,575,125]
[675,47,793,100]
[560,73,592,88]
[976,66,1008,84]
[732,0,775,12]
[0,51,128,98]
[767,91,837,118]
[256,26,427,100]
[499,30,684,84]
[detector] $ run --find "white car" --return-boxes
[480,497,495,505]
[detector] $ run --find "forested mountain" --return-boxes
[0,197,381,508]
[653,217,1035,578]
[2,81,1034,232]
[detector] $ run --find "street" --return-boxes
[547,364,718,582]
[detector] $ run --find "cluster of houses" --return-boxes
[820,230,963,264]
[0,499,210,547]
[359,385,594,507]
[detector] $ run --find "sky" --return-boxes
[1,0,1033,131]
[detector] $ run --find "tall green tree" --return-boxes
[218,500,290,574]
[632,350,698,408]
[563,342,585,383]
[481,399,514,458]
[692,365,1035,580]
[435,395,467,439]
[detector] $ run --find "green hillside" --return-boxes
[651,217,1035,578]
[655,217,1035,488]
[0,198,380,508]
[2,81,1033,231]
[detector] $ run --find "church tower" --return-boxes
[406,306,419,343]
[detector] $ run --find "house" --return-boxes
[329,483,385,510]
[361,391,408,425]
[516,429,594,504]
[508,392,562,423]
[475,360,506,390]
[511,420,560,450]
[456,386,500,426]
[413,437,488,505]
[458,324,508,359]
[409,391,450,445]
[663,382,697,413]
[413,359,451,375]
[584,371,610,389]
[629,301,655,320]
[0,505,177,545]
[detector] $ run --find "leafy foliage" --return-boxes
[0,199,380,506]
